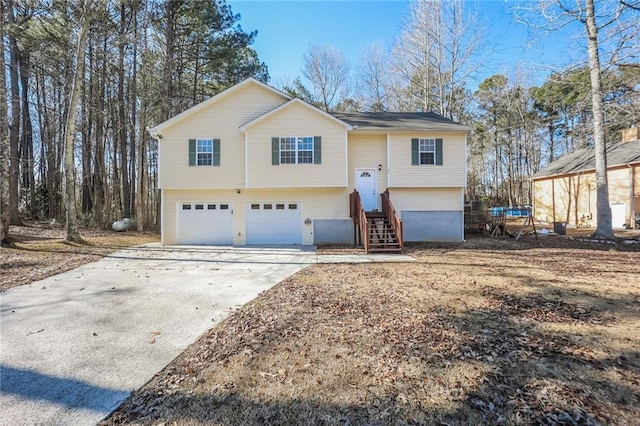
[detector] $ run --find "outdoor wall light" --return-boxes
[378,164,383,171]
[304,218,312,225]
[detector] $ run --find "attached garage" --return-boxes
[246,202,302,244]
[176,202,233,245]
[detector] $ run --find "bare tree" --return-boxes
[584,0,612,239]
[357,42,388,111]
[390,0,482,120]
[63,0,91,243]
[0,1,10,245]
[526,0,640,239]
[302,44,351,112]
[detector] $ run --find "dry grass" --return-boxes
[103,238,640,425]
[1,223,159,292]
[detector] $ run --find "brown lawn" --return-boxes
[102,236,640,425]
[1,224,159,292]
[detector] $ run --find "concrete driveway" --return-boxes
[0,244,413,425]
[0,245,320,425]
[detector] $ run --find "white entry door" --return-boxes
[611,203,626,228]
[356,169,377,211]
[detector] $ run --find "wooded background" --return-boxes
[0,0,638,238]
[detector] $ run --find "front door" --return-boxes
[356,169,377,211]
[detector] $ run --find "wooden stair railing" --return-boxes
[351,189,403,253]
[350,190,370,253]
[381,189,403,252]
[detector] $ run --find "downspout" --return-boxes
[386,133,390,189]
[552,178,556,222]
[629,164,636,228]
[462,133,468,242]
[244,131,249,188]
[345,130,349,188]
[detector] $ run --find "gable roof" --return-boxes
[532,139,640,179]
[148,78,291,137]
[239,98,353,131]
[333,111,472,132]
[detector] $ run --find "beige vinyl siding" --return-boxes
[533,179,553,222]
[348,133,387,208]
[159,83,287,189]
[162,188,352,245]
[533,163,638,226]
[533,176,587,224]
[533,168,636,225]
[388,132,466,187]
[246,103,347,188]
[388,187,463,212]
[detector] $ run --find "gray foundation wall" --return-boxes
[313,219,354,244]
[401,211,463,242]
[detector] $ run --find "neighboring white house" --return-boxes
[148,78,471,246]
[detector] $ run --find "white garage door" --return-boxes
[176,202,233,245]
[246,202,302,244]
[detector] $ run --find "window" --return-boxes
[279,137,313,164]
[195,204,204,210]
[197,139,213,165]
[272,136,321,165]
[208,204,216,210]
[189,138,220,166]
[419,138,435,165]
[182,204,191,210]
[411,138,443,166]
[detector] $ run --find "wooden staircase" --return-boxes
[350,189,403,254]
[366,212,402,252]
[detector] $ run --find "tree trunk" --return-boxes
[0,1,11,244]
[7,4,21,225]
[18,50,35,217]
[119,2,131,219]
[82,40,93,216]
[585,0,613,239]
[64,1,90,243]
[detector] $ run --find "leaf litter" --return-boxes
[103,238,640,425]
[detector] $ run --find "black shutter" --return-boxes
[411,138,419,165]
[313,136,321,164]
[213,139,220,166]
[435,138,443,165]
[189,139,196,166]
[272,137,280,165]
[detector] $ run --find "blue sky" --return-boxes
[228,0,582,90]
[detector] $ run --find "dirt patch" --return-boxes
[1,223,159,292]
[103,239,640,425]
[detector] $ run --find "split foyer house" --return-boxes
[532,127,640,229]
[148,78,471,249]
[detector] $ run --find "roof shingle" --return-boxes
[332,111,471,132]
[532,139,640,179]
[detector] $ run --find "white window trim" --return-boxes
[419,138,436,165]
[196,139,213,166]
[279,136,314,165]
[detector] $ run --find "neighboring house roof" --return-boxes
[148,78,291,137]
[333,111,472,132]
[532,139,640,179]
[239,98,353,131]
